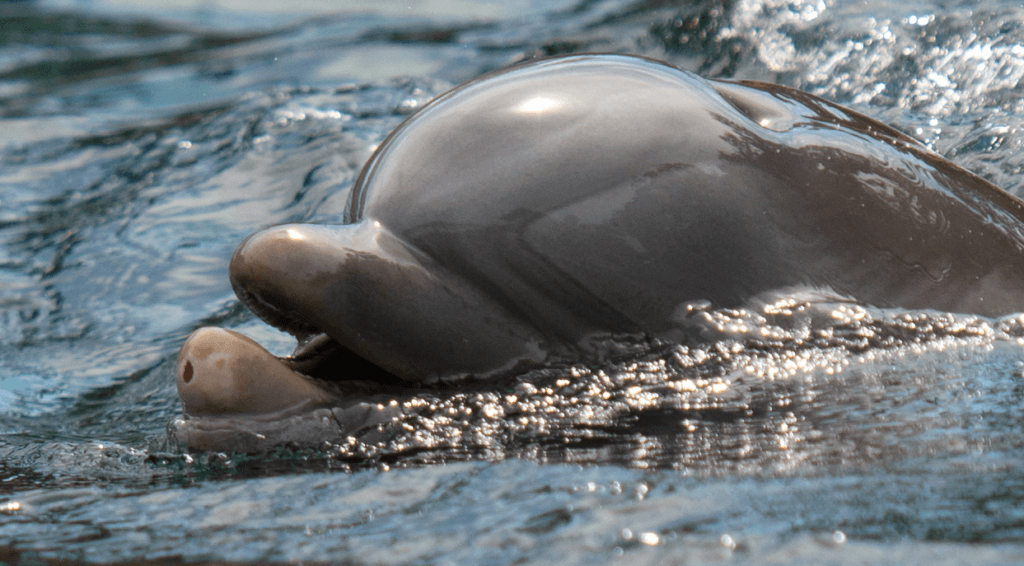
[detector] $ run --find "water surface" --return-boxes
[4,0,1024,563]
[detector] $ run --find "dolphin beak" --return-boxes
[227,224,350,339]
[176,327,335,416]
[224,220,548,382]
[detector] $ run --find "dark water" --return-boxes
[4,0,1024,563]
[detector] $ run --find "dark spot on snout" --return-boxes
[182,361,193,383]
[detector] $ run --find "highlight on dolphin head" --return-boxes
[171,53,1024,451]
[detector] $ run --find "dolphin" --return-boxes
[174,53,1024,427]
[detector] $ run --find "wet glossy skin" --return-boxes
[176,54,1024,420]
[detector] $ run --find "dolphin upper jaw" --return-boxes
[226,226,364,384]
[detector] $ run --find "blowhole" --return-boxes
[182,361,194,384]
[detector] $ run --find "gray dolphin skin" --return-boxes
[175,54,1024,425]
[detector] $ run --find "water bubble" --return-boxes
[635,483,649,500]
[398,99,420,114]
[638,532,660,546]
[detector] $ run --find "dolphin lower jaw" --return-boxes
[175,327,337,417]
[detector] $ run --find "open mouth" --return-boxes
[169,321,406,452]
[174,327,333,418]
[176,319,407,411]
[174,223,405,420]
[172,214,549,429]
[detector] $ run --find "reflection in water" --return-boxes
[171,296,1024,474]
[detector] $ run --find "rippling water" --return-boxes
[4,0,1024,563]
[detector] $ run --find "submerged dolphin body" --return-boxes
[174,54,1024,433]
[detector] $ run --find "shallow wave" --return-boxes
[170,296,1024,475]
